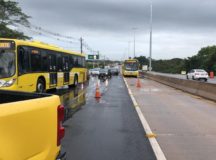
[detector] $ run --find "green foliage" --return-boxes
[0,24,29,39]
[135,46,216,74]
[135,56,148,65]
[0,0,30,39]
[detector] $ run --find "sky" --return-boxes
[15,0,216,60]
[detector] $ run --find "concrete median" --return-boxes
[144,72,216,102]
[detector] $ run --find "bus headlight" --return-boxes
[3,78,16,87]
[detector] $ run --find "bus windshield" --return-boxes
[125,62,138,71]
[0,50,15,78]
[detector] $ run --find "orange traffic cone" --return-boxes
[95,82,101,98]
[136,78,141,88]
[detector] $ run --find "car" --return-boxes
[98,68,112,81]
[110,68,119,75]
[89,68,100,76]
[186,69,209,81]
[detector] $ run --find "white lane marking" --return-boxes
[123,77,167,160]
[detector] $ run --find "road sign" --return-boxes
[88,55,99,60]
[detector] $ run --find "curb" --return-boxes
[123,77,167,160]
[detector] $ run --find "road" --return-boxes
[149,71,216,84]
[126,77,216,160]
[60,76,156,160]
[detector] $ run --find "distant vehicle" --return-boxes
[0,38,87,93]
[98,68,112,81]
[122,59,139,77]
[186,69,209,81]
[89,68,100,76]
[110,68,119,75]
[142,65,148,72]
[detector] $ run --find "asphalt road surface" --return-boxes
[126,77,216,160]
[61,76,156,160]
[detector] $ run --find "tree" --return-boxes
[0,0,30,39]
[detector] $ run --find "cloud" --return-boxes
[17,0,216,60]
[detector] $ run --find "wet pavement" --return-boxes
[126,77,216,160]
[60,76,156,160]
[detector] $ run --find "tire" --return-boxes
[36,79,45,93]
[186,75,189,79]
[192,76,195,80]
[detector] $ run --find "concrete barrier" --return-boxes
[144,72,216,102]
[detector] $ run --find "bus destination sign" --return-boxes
[0,41,15,50]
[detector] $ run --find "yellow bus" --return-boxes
[0,38,87,92]
[122,59,139,77]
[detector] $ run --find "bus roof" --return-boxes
[0,38,85,57]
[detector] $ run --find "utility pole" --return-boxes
[149,2,153,71]
[80,37,83,54]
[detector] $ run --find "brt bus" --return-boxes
[0,38,87,92]
[122,59,139,77]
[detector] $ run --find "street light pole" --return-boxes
[132,28,137,58]
[128,41,131,59]
[149,2,153,71]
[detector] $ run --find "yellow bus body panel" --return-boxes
[0,95,61,160]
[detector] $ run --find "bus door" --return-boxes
[48,54,57,87]
[63,56,69,84]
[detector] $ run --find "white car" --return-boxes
[89,68,100,76]
[186,69,209,81]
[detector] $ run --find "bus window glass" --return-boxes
[64,56,69,71]
[82,57,86,67]
[57,54,63,71]
[41,50,49,72]
[18,47,30,75]
[0,50,15,78]
[31,49,41,72]
[69,56,74,68]
[125,62,138,71]
[74,56,78,67]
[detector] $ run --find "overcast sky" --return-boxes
[17,0,216,60]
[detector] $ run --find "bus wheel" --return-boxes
[36,79,45,93]
[74,75,78,87]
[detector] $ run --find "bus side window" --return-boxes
[30,48,41,72]
[69,56,74,69]
[82,57,86,67]
[78,57,82,67]
[57,54,62,72]
[18,47,30,75]
[74,56,78,67]
[64,56,69,71]
[41,50,49,72]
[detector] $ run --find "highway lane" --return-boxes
[61,76,156,160]
[149,71,216,84]
[126,77,216,160]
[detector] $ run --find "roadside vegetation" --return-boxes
[135,46,216,74]
[0,0,30,39]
